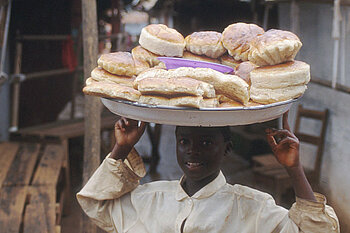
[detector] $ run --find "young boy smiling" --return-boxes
[77,112,339,233]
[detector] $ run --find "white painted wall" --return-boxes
[279,3,350,232]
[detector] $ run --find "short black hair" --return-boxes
[175,126,232,142]
[218,126,232,142]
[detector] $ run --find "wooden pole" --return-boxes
[9,42,22,132]
[81,0,101,232]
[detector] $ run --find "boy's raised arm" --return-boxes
[265,111,315,201]
[264,111,339,232]
[76,117,146,232]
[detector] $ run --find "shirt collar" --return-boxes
[175,171,226,201]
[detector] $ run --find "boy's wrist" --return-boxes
[110,144,133,160]
[285,163,304,178]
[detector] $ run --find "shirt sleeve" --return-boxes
[288,193,340,233]
[76,148,146,232]
[258,193,340,233]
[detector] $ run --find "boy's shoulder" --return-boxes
[132,180,179,195]
[225,183,275,203]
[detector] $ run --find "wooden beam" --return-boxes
[81,0,100,232]
[3,143,40,187]
[23,203,49,233]
[0,142,19,188]
[0,186,28,233]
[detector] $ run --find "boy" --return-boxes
[77,112,339,232]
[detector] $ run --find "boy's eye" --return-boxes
[179,138,189,145]
[201,140,213,146]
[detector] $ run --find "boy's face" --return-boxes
[176,126,227,182]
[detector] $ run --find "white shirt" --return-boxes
[77,150,339,233]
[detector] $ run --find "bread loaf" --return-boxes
[248,29,302,66]
[83,79,141,102]
[139,24,185,57]
[136,77,216,98]
[91,67,135,87]
[185,31,226,58]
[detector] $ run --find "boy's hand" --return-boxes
[110,117,146,160]
[266,111,316,201]
[265,111,300,168]
[115,117,146,148]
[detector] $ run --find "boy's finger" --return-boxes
[120,119,127,131]
[266,134,277,150]
[269,129,295,139]
[282,111,291,131]
[265,128,277,135]
[138,121,147,133]
[278,136,299,146]
[115,120,124,132]
[122,117,129,126]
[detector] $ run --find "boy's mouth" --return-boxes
[185,162,204,169]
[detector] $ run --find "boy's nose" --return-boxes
[187,144,200,155]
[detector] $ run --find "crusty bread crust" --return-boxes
[91,67,135,87]
[250,61,310,89]
[219,54,241,69]
[169,96,203,108]
[222,23,264,61]
[185,31,226,58]
[83,79,141,102]
[167,67,249,105]
[97,52,138,77]
[134,67,249,105]
[250,85,307,104]
[248,29,302,66]
[131,45,163,67]
[134,68,168,87]
[133,56,150,75]
[200,98,219,108]
[235,61,257,85]
[139,24,185,57]
[136,77,215,98]
[138,95,170,106]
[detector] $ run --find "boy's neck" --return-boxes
[181,171,220,197]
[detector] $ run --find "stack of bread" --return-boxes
[83,22,310,108]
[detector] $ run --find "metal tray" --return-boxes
[101,97,299,126]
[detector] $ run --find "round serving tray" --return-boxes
[101,97,299,126]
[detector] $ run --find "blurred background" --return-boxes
[0,0,349,232]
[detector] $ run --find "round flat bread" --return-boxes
[222,23,264,61]
[185,31,226,58]
[139,24,185,57]
[248,29,302,66]
[131,45,163,67]
[250,60,310,89]
[83,79,141,102]
[98,52,137,77]
[91,67,135,87]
